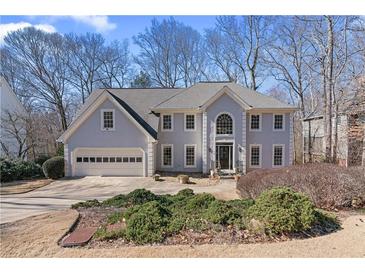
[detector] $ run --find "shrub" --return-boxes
[0,159,43,183]
[42,156,64,179]
[237,164,365,209]
[102,189,159,208]
[71,199,100,209]
[34,155,51,166]
[102,194,128,208]
[248,187,316,234]
[184,193,216,212]
[124,201,170,244]
[94,226,125,241]
[107,211,123,224]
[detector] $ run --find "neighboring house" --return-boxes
[0,77,27,159]
[302,111,365,167]
[58,82,296,177]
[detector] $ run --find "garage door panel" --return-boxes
[74,148,144,176]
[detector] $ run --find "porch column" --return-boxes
[241,111,247,174]
[202,111,208,173]
[147,138,155,176]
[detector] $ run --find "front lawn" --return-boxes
[68,187,340,246]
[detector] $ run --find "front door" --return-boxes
[215,143,233,171]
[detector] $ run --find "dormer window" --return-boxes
[101,109,115,130]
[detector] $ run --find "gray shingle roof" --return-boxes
[152,82,296,110]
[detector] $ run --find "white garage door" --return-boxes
[73,148,144,176]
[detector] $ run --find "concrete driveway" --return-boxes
[0,176,237,224]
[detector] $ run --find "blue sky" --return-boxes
[0,15,217,52]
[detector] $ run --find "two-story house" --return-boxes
[58,82,296,177]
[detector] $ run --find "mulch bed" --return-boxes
[62,206,341,248]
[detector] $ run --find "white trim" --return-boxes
[215,140,235,172]
[289,113,294,165]
[202,112,208,173]
[272,113,285,131]
[249,113,262,132]
[161,144,174,168]
[215,112,235,137]
[200,86,251,111]
[71,147,145,177]
[184,144,197,168]
[241,111,247,174]
[161,113,174,132]
[64,144,70,176]
[272,144,285,168]
[249,144,262,168]
[100,109,115,131]
[147,140,154,176]
[184,113,196,132]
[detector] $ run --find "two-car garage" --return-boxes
[72,148,144,177]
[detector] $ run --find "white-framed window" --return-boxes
[216,113,233,135]
[184,114,196,131]
[101,109,115,130]
[273,114,285,131]
[249,144,262,168]
[162,114,173,131]
[272,144,285,167]
[184,144,197,168]
[161,144,173,167]
[249,114,261,131]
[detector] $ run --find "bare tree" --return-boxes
[99,40,132,88]
[64,33,106,103]
[266,17,314,117]
[3,27,71,130]
[0,110,31,159]
[206,16,272,90]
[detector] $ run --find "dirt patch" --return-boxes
[0,210,364,257]
[0,179,53,195]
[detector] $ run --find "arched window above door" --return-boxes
[216,113,233,135]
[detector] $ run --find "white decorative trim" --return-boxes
[272,113,285,131]
[161,114,174,132]
[272,144,285,168]
[184,144,197,168]
[184,113,196,131]
[249,144,262,168]
[215,112,235,137]
[161,144,174,168]
[200,86,251,111]
[64,144,70,176]
[241,111,247,174]
[100,109,115,131]
[147,140,154,176]
[289,113,294,165]
[249,113,262,132]
[202,112,207,173]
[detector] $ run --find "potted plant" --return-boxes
[153,174,160,181]
[177,174,189,184]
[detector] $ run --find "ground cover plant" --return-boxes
[237,164,365,209]
[71,187,339,245]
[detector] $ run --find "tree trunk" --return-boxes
[325,16,334,162]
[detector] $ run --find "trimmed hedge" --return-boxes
[0,159,43,183]
[42,156,64,179]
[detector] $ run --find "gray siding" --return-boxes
[65,99,149,175]
[156,113,202,172]
[246,113,291,170]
